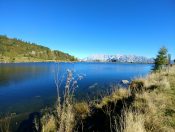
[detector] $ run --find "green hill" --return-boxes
[0,35,77,62]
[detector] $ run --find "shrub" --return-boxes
[130,80,145,94]
[74,102,90,119]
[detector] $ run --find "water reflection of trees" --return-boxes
[0,64,49,86]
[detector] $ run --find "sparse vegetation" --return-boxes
[0,115,11,132]
[38,65,175,132]
[40,69,85,132]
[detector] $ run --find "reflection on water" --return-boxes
[0,63,48,86]
[0,62,152,114]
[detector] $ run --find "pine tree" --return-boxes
[153,47,168,71]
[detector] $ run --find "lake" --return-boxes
[0,62,152,115]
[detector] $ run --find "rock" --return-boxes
[89,83,98,89]
[121,80,130,84]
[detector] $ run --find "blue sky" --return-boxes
[0,0,175,59]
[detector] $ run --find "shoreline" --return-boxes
[0,61,154,64]
[39,65,175,131]
[1,65,175,131]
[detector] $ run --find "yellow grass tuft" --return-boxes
[96,88,129,108]
[115,110,146,132]
[0,116,11,132]
[41,115,56,132]
[74,102,90,119]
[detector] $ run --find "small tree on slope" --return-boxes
[153,47,168,71]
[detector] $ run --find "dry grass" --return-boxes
[41,114,56,132]
[0,115,11,132]
[96,88,129,108]
[41,69,77,132]
[115,110,146,132]
[133,91,171,131]
[143,72,170,90]
[40,65,175,132]
[113,66,175,132]
[74,102,90,119]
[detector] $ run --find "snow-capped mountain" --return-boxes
[81,54,154,63]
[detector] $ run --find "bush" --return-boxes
[74,102,90,119]
[130,80,145,94]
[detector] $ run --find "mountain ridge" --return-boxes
[81,54,154,63]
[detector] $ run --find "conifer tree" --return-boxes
[153,47,168,71]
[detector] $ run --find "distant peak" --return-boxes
[81,54,154,63]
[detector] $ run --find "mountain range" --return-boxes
[81,54,154,63]
[0,35,156,64]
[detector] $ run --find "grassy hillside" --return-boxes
[0,35,77,62]
[38,66,175,132]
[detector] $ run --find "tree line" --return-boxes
[0,35,77,62]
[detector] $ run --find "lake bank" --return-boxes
[0,62,152,114]
[0,62,153,131]
[1,64,174,131]
[37,65,175,132]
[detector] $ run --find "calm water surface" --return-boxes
[0,62,152,114]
